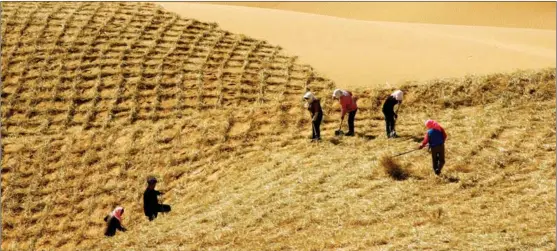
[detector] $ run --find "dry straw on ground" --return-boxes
[1,2,556,250]
[380,155,410,181]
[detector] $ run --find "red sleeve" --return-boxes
[420,132,429,147]
[340,97,348,118]
[441,128,447,141]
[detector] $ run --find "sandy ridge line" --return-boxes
[155,2,555,88]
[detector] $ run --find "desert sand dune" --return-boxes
[1,2,555,250]
[159,3,556,88]
[204,2,556,30]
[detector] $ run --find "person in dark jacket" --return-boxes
[419,119,448,175]
[104,206,127,236]
[382,90,403,138]
[143,177,171,221]
[303,91,323,141]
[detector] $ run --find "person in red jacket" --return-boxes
[332,89,358,136]
[418,119,447,175]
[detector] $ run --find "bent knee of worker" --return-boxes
[160,204,171,212]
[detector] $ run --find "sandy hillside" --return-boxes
[205,2,556,30]
[1,2,555,251]
[159,2,556,88]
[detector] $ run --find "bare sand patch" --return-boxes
[159,3,556,88]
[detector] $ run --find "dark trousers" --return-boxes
[147,204,171,221]
[312,114,322,139]
[430,144,445,175]
[347,109,357,134]
[384,112,395,137]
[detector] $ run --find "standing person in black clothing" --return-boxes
[143,177,171,221]
[104,206,127,236]
[382,90,403,138]
[303,91,323,141]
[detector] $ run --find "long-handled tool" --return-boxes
[312,125,318,138]
[335,116,344,136]
[392,148,420,157]
[392,102,402,138]
[338,116,344,131]
[311,116,318,138]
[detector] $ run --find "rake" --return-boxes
[335,116,345,136]
[311,115,318,138]
[392,149,420,157]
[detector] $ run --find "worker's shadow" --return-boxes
[356,133,376,140]
[399,135,423,143]
[441,174,459,183]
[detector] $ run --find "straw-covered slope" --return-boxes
[1,2,333,249]
[1,2,555,250]
[1,2,333,136]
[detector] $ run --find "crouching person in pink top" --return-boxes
[104,206,127,236]
[332,89,358,136]
[419,120,448,175]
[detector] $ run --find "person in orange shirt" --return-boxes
[332,89,358,136]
